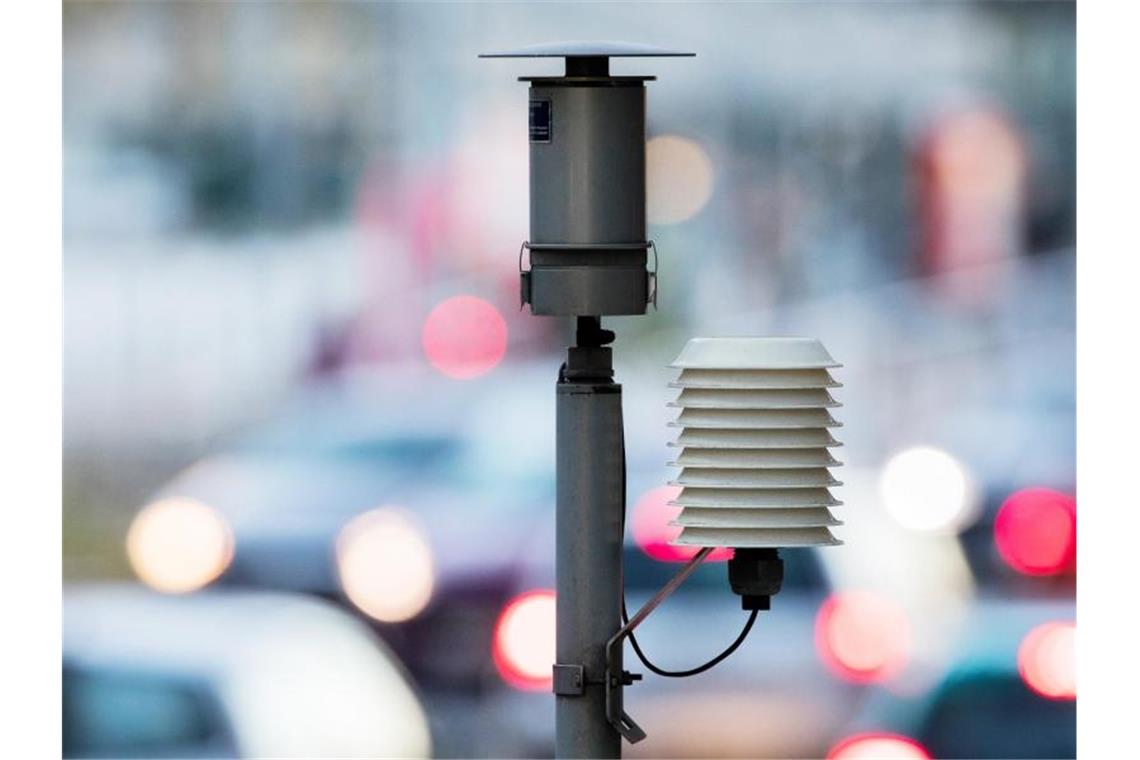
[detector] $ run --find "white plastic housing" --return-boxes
[666,337,844,548]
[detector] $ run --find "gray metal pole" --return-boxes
[555,335,623,759]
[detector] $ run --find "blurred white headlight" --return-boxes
[879,446,977,534]
[126,497,234,593]
[336,508,434,623]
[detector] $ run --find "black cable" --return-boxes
[623,599,759,678]
[618,396,759,678]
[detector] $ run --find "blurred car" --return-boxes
[123,365,570,753]
[827,596,1075,759]
[63,585,432,758]
[125,368,554,660]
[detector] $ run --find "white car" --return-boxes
[63,585,432,758]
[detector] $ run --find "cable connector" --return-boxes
[728,548,784,610]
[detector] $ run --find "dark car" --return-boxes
[827,596,1075,760]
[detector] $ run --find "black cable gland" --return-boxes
[728,548,783,608]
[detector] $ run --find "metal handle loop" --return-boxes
[647,240,659,310]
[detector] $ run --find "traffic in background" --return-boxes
[63,2,1075,758]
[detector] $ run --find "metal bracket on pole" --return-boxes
[552,664,586,696]
[604,547,714,744]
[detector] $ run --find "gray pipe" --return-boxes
[555,370,624,758]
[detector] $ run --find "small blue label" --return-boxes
[529,99,552,143]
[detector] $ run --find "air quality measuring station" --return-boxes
[481,42,845,759]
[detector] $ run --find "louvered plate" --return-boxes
[670,467,841,488]
[669,447,841,469]
[670,368,841,389]
[669,428,842,449]
[673,526,842,547]
[672,507,842,528]
[670,487,842,508]
[670,337,841,370]
[669,387,839,410]
[671,408,841,429]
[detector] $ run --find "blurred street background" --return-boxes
[63,2,1075,758]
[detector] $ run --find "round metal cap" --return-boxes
[479,41,694,58]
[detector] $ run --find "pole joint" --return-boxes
[562,317,614,383]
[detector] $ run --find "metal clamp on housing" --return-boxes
[519,241,653,316]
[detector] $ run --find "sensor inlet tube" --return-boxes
[556,362,624,758]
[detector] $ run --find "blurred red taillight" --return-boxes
[422,295,508,380]
[1018,621,1076,700]
[631,485,732,563]
[994,488,1076,576]
[828,732,931,759]
[815,590,910,684]
[492,589,556,691]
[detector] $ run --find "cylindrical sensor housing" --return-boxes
[523,76,651,316]
[529,83,646,245]
[482,43,693,317]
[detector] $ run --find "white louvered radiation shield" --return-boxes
[667,337,844,549]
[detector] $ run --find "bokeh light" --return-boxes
[126,497,234,594]
[492,589,556,691]
[918,107,1028,297]
[1018,621,1075,700]
[927,109,1025,209]
[828,732,931,760]
[879,446,976,533]
[995,488,1076,576]
[631,485,732,563]
[336,508,435,623]
[421,295,508,379]
[815,590,911,683]
[646,135,715,225]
